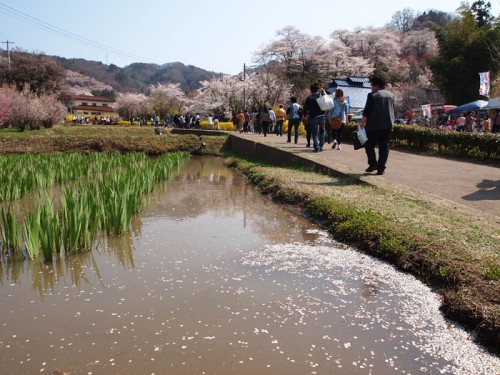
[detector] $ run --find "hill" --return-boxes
[52,57,221,94]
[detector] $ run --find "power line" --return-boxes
[0,2,161,64]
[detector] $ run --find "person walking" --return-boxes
[455,112,466,132]
[481,114,490,132]
[360,74,395,175]
[275,104,286,136]
[286,97,302,144]
[269,107,276,134]
[328,89,349,150]
[492,109,500,133]
[302,83,326,152]
[260,106,271,137]
[237,110,245,133]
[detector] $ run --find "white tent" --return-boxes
[481,98,500,110]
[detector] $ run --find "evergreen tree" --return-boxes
[429,4,499,104]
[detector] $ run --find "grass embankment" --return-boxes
[227,157,499,353]
[0,125,228,155]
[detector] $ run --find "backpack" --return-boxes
[297,107,303,119]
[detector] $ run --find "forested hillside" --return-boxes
[52,57,220,93]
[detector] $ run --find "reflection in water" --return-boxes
[0,156,498,375]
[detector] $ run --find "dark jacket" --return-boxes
[303,92,325,119]
[363,89,395,130]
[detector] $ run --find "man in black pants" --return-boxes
[360,75,395,175]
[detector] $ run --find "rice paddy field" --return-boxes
[0,152,189,262]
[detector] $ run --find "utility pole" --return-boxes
[243,63,246,111]
[1,40,14,69]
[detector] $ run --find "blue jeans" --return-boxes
[309,115,325,150]
[275,120,284,136]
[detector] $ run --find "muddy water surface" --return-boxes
[0,156,498,375]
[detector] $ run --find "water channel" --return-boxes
[0,156,498,374]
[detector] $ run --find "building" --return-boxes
[326,76,372,111]
[69,95,116,117]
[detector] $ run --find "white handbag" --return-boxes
[316,91,335,111]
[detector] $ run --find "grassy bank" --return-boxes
[0,125,228,155]
[227,156,499,353]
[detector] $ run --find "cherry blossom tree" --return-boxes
[148,83,186,117]
[401,29,438,60]
[245,70,292,109]
[331,27,411,84]
[2,85,66,131]
[0,88,11,128]
[191,69,292,116]
[324,37,373,77]
[116,92,149,120]
[191,75,244,116]
[64,70,114,96]
[254,26,331,89]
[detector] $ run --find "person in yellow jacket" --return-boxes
[275,104,287,136]
[237,110,245,133]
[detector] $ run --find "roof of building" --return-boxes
[325,76,371,109]
[73,105,116,113]
[73,95,116,103]
[329,76,371,89]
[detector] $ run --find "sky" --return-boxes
[0,0,499,75]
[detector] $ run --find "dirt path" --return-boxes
[237,132,500,218]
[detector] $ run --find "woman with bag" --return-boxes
[328,89,349,150]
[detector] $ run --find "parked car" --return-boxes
[349,109,364,123]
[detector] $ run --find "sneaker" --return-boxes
[376,170,385,175]
[332,140,338,148]
[365,166,377,172]
[336,144,341,150]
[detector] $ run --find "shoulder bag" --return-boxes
[330,102,346,129]
[316,90,335,111]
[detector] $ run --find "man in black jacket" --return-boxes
[360,75,395,175]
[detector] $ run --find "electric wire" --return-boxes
[0,2,160,64]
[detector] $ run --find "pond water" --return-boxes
[0,156,498,375]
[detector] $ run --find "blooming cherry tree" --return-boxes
[0,88,11,128]
[116,92,149,119]
[149,83,187,116]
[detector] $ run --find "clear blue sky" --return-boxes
[0,0,498,75]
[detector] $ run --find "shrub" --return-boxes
[345,123,500,160]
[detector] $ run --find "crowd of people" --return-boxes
[72,115,114,125]
[236,75,395,175]
[406,109,500,133]
[128,113,202,128]
[445,110,500,133]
